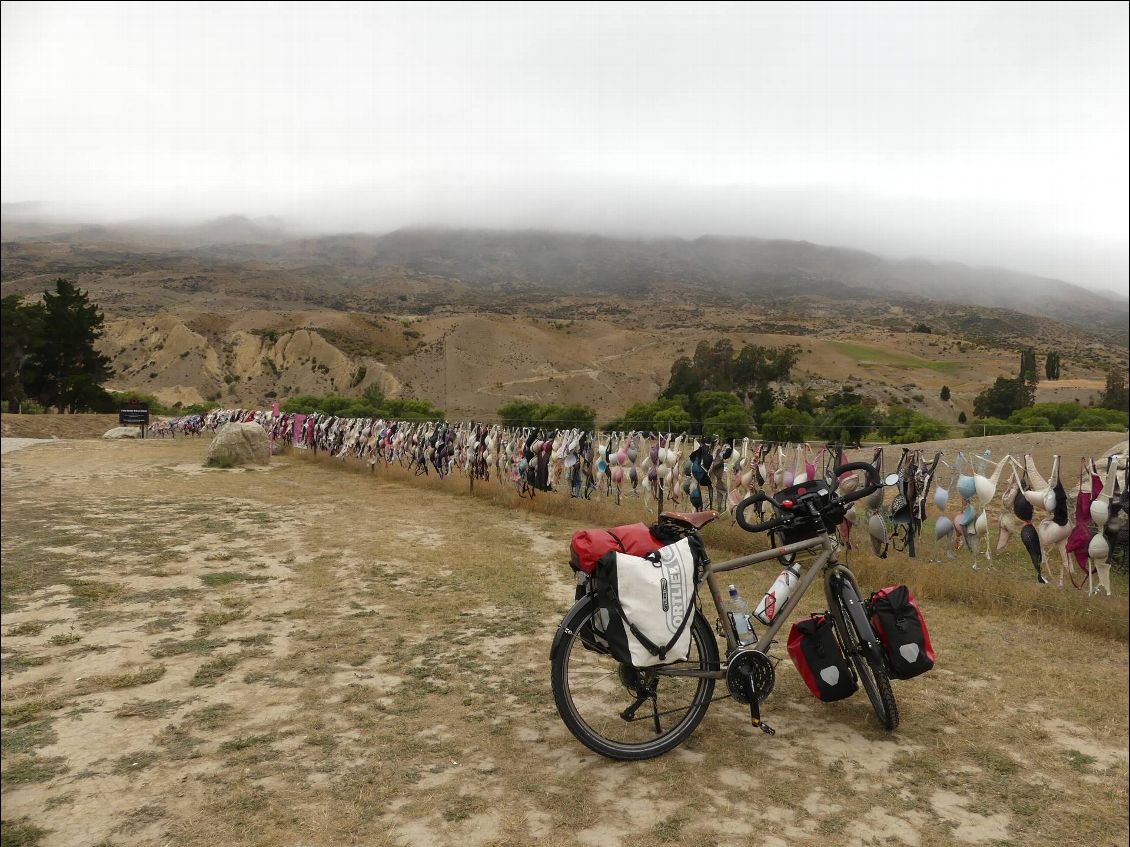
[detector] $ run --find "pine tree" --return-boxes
[1100,367,1129,411]
[974,376,1035,419]
[1019,347,1039,383]
[34,279,114,412]
[940,385,951,401]
[1044,351,1061,381]
[1,295,45,411]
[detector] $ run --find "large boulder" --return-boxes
[207,422,270,466]
[103,427,141,439]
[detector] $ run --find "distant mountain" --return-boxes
[2,219,1126,337]
[2,218,1124,416]
[265,228,1127,335]
[0,213,291,248]
[180,214,290,245]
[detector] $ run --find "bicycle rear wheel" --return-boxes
[551,596,719,760]
[827,573,899,731]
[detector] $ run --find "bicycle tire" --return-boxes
[551,596,718,761]
[828,574,899,731]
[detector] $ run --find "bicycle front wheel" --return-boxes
[551,597,719,760]
[827,573,899,731]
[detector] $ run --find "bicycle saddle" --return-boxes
[660,510,718,529]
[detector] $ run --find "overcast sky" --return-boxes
[2,2,1127,293]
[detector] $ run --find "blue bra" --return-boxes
[934,485,949,511]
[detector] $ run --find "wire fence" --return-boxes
[281,436,1130,634]
[461,417,1125,440]
[205,407,1129,632]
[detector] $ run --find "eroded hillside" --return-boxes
[87,304,1109,421]
[1,224,1123,419]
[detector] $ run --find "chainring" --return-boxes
[726,649,775,704]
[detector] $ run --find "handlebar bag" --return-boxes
[787,614,858,702]
[592,537,698,668]
[769,481,846,545]
[569,523,664,575]
[868,585,935,679]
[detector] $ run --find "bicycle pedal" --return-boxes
[759,722,776,736]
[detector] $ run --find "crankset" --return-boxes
[726,649,775,705]
[726,649,777,735]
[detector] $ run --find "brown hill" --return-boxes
[1,223,1124,419]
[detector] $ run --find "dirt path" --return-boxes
[2,439,1127,847]
[1,438,54,455]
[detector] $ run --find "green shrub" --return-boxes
[964,418,1013,437]
[882,406,951,443]
[1064,408,1129,431]
[966,404,1129,436]
[281,392,444,422]
[973,377,1034,419]
[702,405,752,440]
[611,398,692,433]
[814,404,874,446]
[759,407,815,443]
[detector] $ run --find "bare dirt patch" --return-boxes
[2,439,1127,847]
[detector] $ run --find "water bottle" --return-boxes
[754,563,801,624]
[725,585,757,646]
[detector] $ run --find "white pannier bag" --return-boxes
[594,537,698,668]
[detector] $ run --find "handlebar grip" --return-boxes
[735,493,786,534]
[834,461,881,504]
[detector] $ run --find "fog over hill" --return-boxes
[3,214,1125,339]
[3,213,1125,418]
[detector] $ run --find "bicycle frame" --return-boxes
[656,532,855,680]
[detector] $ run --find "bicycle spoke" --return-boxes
[620,701,694,723]
[552,601,717,759]
[568,671,618,692]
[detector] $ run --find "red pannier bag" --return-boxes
[787,614,858,702]
[868,585,935,679]
[569,523,665,575]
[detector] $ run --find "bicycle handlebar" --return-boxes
[734,492,787,533]
[734,462,880,535]
[833,461,881,503]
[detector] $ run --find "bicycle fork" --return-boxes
[834,577,883,664]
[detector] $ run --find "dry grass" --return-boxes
[79,665,167,692]
[299,448,1129,642]
[0,816,50,846]
[1,437,1126,847]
